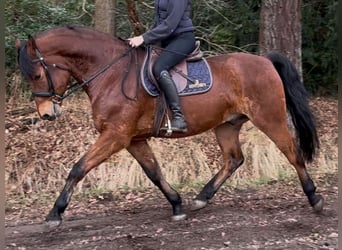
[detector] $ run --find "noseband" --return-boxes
[31,46,133,104]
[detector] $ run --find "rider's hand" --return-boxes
[128,36,144,48]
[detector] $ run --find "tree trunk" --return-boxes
[259,0,302,79]
[94,0,116,36]
[125,0,144,35]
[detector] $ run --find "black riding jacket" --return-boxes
[143,0,194,44]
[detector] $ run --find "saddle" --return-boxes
[139,42,212,136]
[146,41,203,93]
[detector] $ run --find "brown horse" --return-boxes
[16,25,323,228]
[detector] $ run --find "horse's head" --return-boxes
[16,35,72,121]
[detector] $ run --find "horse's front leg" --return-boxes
[46,130,128,228]
[127,140,186,221]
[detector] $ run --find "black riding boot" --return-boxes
[158,70,188,132]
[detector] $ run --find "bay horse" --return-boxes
[16,25,323,228]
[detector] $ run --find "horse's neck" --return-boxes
[40,32,128,78]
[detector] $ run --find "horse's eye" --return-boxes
[34,74,41,80]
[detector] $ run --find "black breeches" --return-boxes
[152,31,196,78]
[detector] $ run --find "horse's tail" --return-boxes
[266,52,319,163]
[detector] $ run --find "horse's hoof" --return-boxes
[312,195,324,213]
[45,220,62,230]
[191,200,207,211]
[172,214,187,221]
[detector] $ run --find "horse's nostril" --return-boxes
[42,114,50,120]
[42,114,54,120]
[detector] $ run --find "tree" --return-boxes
[125,0,144,35]
[94,0,116,35]
[259,0,303,79]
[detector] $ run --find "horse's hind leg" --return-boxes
[252,117,324,212]
[193,121,245,210]
[127,140,186,221]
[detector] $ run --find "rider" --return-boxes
[128,0,196,132]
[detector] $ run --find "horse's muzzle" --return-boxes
[37,101,62,121]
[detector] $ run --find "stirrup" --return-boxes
[170,118,188,132]
[160,116,188,136]
[169,126,188,133]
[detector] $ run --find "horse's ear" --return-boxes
[15,37,22,49]
[26,35,37,57]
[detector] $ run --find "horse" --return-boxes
[15,25,323,228]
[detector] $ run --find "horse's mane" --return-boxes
[18,25,128,80]
[38,25,127,44]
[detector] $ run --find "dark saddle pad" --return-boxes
[140,46,213,97]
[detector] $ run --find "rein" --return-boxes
[119,47,140,101]
[32,46,134,103]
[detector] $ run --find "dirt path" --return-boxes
[5,176,338,250]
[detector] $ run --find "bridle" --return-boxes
[31,45,134,104]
